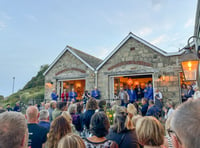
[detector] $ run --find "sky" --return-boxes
[0,0,198,97]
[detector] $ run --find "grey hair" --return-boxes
[171,100,200,148]
[68,104,77,114]
[39,110,49,120]
[0,112,27,148]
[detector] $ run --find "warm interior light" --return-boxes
[127,78,133,85]
[188,61,192,68]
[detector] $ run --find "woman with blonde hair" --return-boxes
[58,133,86,148]
[47,116,72,148]
[61,111,78,134]
[126,103,137,130]
[106,106,139,148]
[136,116,165,148]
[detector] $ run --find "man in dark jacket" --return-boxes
[141,98,148,116]
[146,100,160,118]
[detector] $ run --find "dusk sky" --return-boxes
[0,0,197,97]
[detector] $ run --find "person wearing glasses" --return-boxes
[136,116,165,148]
[170,100,200,148]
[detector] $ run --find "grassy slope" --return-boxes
[1,65,49,107]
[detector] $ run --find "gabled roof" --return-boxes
[96,32,185,70]
[44,46,103,75]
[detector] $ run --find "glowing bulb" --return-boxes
[188,62,192,68]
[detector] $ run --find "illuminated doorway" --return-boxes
[62,79,85,100]
[110,74,153,99]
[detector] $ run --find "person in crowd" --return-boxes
[68,104,82,132]
[170,100,200,148]
[106,106,139,148]
[193,86,200,100]
[40,102,45,110]
[181,84,188,102]
[51,90,59,101]
[164,114,174,148]
[140,98,148,116]
[47,116,72,148]
[76,103,84,132]
[13,102,21,112]
[147,83,153,101]
[0,111,28,148]
[69,88,77,102]
[118,87,129,107]
[26,106,48,148]
[48,101,56,123]
[135,84,143,101]
[164,101,175,120]
[146,100,160,118]
[62,111,79,134]
[61,89,69,102]
[183,85,194,102]
[83,98,98,130]
[52,101,67,120]
[132,115,142,128]
[143,83,149,99]
[127,86,137,103]
[82,90,91,107]
[58,133,86,148]
[136,116,165,148]
[38,110,50,131]
[126,104,137,130]
[154,88,163,110]
[84,112,118,148]
[45,102,50,110]
[98,99,107,112]
[6,103,12,111]
[91,86,101,99]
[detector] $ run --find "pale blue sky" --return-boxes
[0,0,197,97]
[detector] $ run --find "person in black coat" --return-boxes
[141,98,148,116]
[83,98,98,129]
[106,106,140,148]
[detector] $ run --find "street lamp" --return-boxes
[181,36,199,81]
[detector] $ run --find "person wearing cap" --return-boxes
[193,86,200,100]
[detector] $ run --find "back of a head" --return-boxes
[48,116,72,148]
[58,133,86,148]
[127,103,137,116]
[57,101,66,110]
[39,110,49,120]
[68,104,77,114]
[62,111,72,123]
[26,106,39,121]
[171,100,200,148]
[0,112,27,148]
[98,100,106,109]
[76,103,83,113]
[90,112,110,137]
[112,106,127,133]
[86,98,97,110]
[136,116,164,146]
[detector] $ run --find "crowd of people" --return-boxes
[1,82,200,148]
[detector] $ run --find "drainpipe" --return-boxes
[95,70,98,87]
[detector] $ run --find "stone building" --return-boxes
[44,32,196,103]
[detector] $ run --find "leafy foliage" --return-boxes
[1,65,49,108]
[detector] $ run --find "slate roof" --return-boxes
[44,45,103,75]
[67,46,102,69]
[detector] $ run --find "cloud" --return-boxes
[151,34,167,45]
[0,12,12,20]
[0,21,6,30]
[138,27,153,37]
[184,18,194,28]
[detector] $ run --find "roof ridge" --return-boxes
[67,45,102,61]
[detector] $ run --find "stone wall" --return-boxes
[98,37,182,103]
[45,51,95,100]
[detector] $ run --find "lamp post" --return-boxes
[12,77,15,94]
[181,36,200,82]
